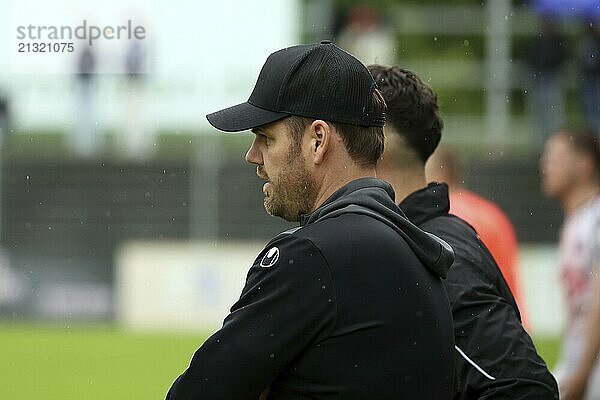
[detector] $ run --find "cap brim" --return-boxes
[206,102,289,132]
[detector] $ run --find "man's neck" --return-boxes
[562,182,600,216]
[312,165,377,211]
[379,167,427,205]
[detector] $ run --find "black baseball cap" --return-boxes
[206,40,385,132]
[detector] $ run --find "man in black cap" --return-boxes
[369,64,559,399]
[166,42,455,399]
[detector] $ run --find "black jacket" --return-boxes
[400,183,559,400]
[167,178,455,399]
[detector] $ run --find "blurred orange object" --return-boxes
[449,189,528,330]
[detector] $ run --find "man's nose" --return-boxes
[245,138,263,165]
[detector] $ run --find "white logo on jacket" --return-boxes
[260,247,280,267]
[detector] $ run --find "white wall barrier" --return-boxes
[116,241,566,337]
[519,244,565,337]
[116,241,265,332]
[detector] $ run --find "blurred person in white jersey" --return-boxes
[541,128,600,400]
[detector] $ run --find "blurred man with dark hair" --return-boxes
[541,128,600,400]
[370,64,559,399]
[167,43,455,400]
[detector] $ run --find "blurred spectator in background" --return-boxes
[372,65,557,398]
[74,45,97,158]
[336,4,395,66]
[525,17,568,150]
[426,145,528,327]
[578,21,600,135]
[540,128,600,400]
[122,39,150,160]
[0,93,10,138]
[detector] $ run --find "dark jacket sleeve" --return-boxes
[426,218,559,400]
[166,235,336,400]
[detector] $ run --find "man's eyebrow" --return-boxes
[252,127,266,135]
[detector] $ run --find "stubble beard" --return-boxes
[264,151,318,222]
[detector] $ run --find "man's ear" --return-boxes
[309,120,333,164]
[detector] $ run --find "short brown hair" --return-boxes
[368,65,443,164]
[284,89,386,168]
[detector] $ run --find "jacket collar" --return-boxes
[399,182,450,226]
[297,178,454,278]
[299,178,395,226]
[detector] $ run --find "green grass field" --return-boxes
[0,323,207,400]
[0,323,561,399]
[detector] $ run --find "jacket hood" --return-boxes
[399,182,450,226]
[300,178,454,278]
